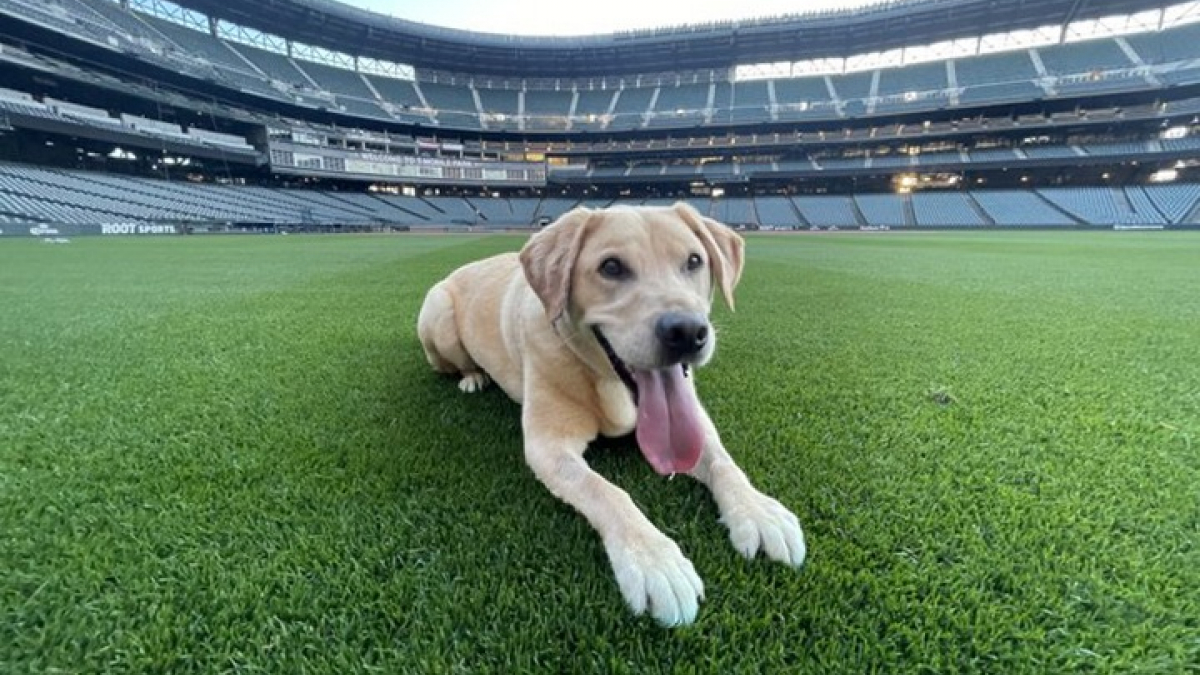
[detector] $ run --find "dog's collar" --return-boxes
[592,327,638,404]
[590,328,690,405]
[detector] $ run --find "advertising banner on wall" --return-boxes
[0,223,179,237]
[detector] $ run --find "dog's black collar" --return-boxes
[592,327,639,404]
[590,328,690,406]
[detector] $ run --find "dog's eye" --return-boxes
[599,257,629,280]
[686,253,704,272]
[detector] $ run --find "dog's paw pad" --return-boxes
[457,372,490,393]
[722,493,807,568]
[606,531,704,627]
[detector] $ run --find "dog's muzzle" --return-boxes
[592,326,693,404]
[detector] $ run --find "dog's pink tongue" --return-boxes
[633,366,705,475]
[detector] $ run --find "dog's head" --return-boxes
[519,203,745,474]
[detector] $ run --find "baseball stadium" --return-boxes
[1,0,1197,671]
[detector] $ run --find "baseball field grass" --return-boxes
[1,231,1197,673]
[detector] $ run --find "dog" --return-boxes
[417,202,805,626]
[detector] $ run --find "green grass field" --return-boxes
[2,232,1198,674]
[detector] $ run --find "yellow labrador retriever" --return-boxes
[417,202,805,625]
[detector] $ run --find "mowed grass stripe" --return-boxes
[1,233,1197,674]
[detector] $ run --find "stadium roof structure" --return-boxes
[171,0,1170,77]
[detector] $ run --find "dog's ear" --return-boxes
[673,202,745,310]
[520,207,595,321]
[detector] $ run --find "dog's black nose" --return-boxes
[656,312,709,362]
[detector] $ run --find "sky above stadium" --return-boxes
[342,0,886,36]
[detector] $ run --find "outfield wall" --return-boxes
[0,223,180,237]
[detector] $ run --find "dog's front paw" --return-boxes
[605,529,704,627]
[721,491,806,567]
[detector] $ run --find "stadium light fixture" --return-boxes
[1161,125,1190,140]
[1150,169,1179,183]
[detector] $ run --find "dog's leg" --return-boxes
[688,408,807,568]
[523,399,704,627]
[417,283,489,392]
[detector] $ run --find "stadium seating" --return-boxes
[420,82,482,129]
[1161,136,1200,153]
[524,89,573,130]
[972,190,1076,226]
[870,154,918,169]
[466,196,521,225]
[875,62,950,113]
[477,88,521,130]
[137,15,246,71]
[335,97,389,118]
[711,198,757,225]
[4,160,1200,231]
[5,0,1200,234]
[830,72,874,105]
[910,192,989,227]
[535,197,581,221]
[663,164,701,178]
[629,164,665,178]
[609,87,654,130]
[956,50,1043,105]
[72,0,170,45]
[773,77,835,121]
[1037,39,1149,96]
[968,148,1020,163]
[843,74,879,117]
[720,80,772,123]
[364,75,431,123]
[854,194,909,227]
[1022,145,1083,159]
[0,90,58,119]
[878,62,947,98]
[915,151,963,168]
[7,0,1196,136]
[587,165,627,179]
[227,43,310,88]
[1084,141,1155,157]
[792,196,860,228]
[1142,184,1200,223]
[1038,187,1166,226]
[572,88,617,130]
[753,196,804,228]
[1126,22,1200,64]
[1037,39,1133,77]
[0,0,106,45]
[816,157,868,171]
[1123,185,1168,224]
[421,197,477,225]
[297,60,376,100]
[508,198,540,225]
[8,0,1200,137]
[650,83,710,127]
